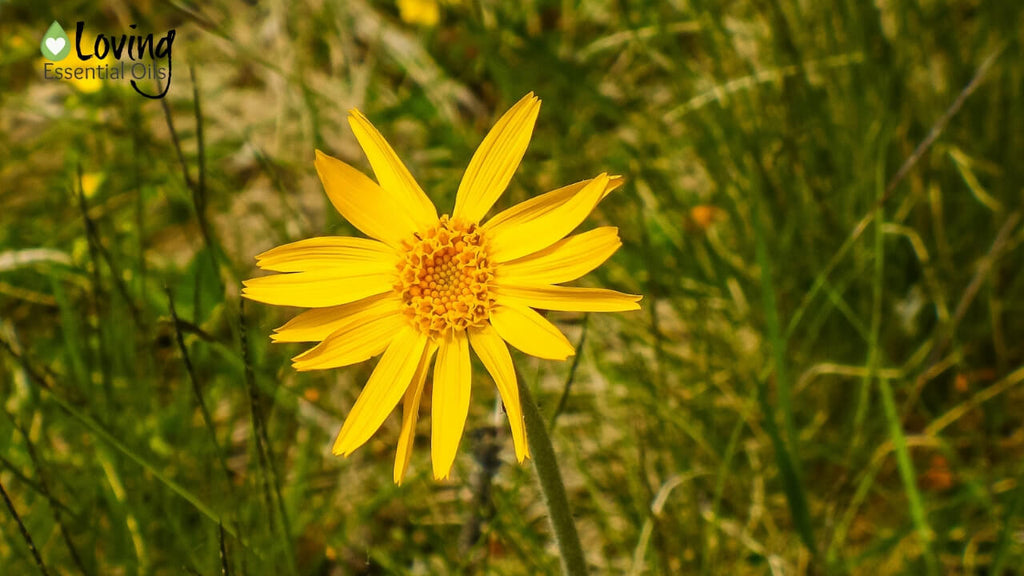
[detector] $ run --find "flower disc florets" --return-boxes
[396,215,494,340]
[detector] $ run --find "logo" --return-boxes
[40,20,176,99]
[40,21,71,61]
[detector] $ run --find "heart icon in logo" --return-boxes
[46,37,66,55]
[40,21,70,61]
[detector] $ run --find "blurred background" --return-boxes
[2,0,1023,574]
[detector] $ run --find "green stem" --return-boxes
[519,377,589,576]
[750,176,816,557]
[878,377,937,574]
[871,164,937,575]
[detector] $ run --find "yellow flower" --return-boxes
[397,0,440,27]
[243,93,641,483]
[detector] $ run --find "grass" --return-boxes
[2,0,1024,573]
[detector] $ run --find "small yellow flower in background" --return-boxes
[243,93,641,483]
[397,0,440,27]
[80,172,104,198]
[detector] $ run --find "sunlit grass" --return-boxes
[2,1,1023,574]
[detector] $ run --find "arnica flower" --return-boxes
[243,93,641,483]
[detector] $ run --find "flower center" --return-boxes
[395,215,494,340]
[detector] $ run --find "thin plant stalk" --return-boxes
[518,373,588,576]
[878,377,936,574]
[873,172,938,575]
[0,479,50,575]
[750,174,817,557]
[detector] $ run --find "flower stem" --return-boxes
[519,376,589,576]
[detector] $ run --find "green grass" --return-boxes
[2,0,1024,573]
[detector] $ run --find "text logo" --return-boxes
[41,20,176,99]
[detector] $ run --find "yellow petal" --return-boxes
[256,236,397,273]
[314,150,422,247]
[489,303,574,360]
[242,269,393,308]
[600,175,625,199]
[347,110,438,232]
[468,324,528,462]
[272,293,402,343]
[496,226,621,285]
[485,174,622,232]
[453,93,541,224]
[495,285,642,312]
[394,343,438,485]
[484,174,614,262]
[332,326,427,456]
[291,312,407,371]
[431,331,471,480]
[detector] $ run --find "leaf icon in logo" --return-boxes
[41,21,71,61]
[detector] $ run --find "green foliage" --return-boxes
[2,0,1023,573]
